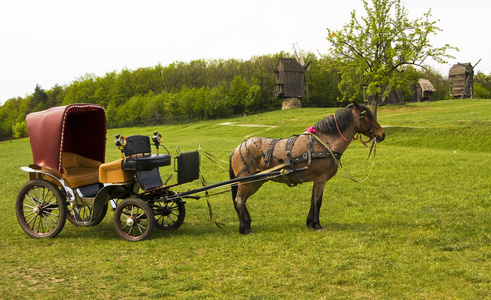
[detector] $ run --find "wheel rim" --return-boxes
[116,203,151,239]
[20,184,62,235]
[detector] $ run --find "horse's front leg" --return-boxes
[307,180,327,231]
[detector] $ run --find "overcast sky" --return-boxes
[0,0,489,103]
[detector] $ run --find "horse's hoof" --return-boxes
[307,222,313,229]
[315,228,324,232]
[242,229,253,235]
[240,228,253,235]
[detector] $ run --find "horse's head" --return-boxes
[350,102,385,142]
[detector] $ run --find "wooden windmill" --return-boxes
[274,43,311,109]
[449,59,481,99]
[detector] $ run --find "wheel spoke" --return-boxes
[166,215,176,224]
[37,216,44,233]
[25,192,39,206]
[136,223,145,234]
[45,212,59,225]
[42,215,54,232]
[40,186,48,203]
[24,211,36,223]
[23,203,36,210]
[27,214,38,226]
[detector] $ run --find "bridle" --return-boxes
[329,105,379,182]
[334,105,378,148]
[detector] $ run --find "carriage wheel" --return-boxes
[66,202,108,227]
[15,179,67,239]
[113,198,155,241]
[152,199,186,230]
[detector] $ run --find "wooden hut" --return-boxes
[274,58,305,109]
[411,79,436,102]
[449,63,474,99]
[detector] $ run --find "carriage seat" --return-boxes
[99,158,135,184]
[120,135,171,171]
[121,154,171,171]
[61,152,101,188]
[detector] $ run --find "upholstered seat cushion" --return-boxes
[99,158,135,184]
[121,154,171,171]
[62,152,101,188]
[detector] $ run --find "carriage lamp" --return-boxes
[115,134,127,160]
[152,131,162,155]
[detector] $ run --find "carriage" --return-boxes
[16,102,385,240]
[15,104,204,241]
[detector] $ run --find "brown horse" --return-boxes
[229,102,385,234]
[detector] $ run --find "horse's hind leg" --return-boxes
[233,182,263,235]
[233,195,252,235]
[307,180,327,231]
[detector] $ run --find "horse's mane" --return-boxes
[313,104,356,134]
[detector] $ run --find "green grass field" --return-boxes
[1,100,490,299]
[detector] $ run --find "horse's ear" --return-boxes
[351,101,362,110]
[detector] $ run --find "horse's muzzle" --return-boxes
[376,132,385,142]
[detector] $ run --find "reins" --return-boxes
[323,105,378,182]
[334,114,350,143]
[306,132,377,183]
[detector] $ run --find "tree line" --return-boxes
[0,51,465,140]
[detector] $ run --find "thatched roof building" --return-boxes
[449,63,474,99]
[412,79,436,102]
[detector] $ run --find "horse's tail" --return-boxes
[229,149,238,202]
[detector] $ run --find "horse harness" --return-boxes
[236,133,342,186]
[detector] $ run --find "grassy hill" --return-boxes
[0,100,489,299]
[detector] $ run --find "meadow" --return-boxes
[0,99,489,299]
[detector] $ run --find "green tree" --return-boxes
[308,55,343,106]
[63,74,97,104]
[227,75,249,114]
[244,85,262,113]
[12,121,28,138]
[28,85,48,112]
[46,85,64,107]
[327,0,457,118]
[0,97,25,138]
[207,86,231,118]
[474,72,491,99]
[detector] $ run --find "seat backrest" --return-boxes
[122,135,151,157]
[62,152,80,168]
[62,152,101,169]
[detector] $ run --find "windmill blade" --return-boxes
[473,58,482,68]
[292,42,305,67]
[304,60,311,72]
